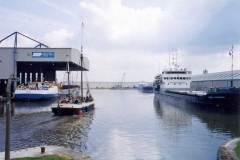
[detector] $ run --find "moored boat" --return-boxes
[154,63,240,110]
[15,82,58,101]
[137,83,154,93]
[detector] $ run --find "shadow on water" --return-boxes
[153,95,240,138]
[0,100,95,157]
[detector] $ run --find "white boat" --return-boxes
[15,82,58,101]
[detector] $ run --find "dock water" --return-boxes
[0,89,239,160]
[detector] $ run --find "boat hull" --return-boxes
[15,93,57,101]
[141,88,154,93]
[52,103,94,116]
[139,85,154,93]
[155,88,240,111]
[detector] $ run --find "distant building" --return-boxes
[191,70,240,91]
[66,81,141,89]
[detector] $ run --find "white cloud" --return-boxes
[79,0,229,51]
[43,29,74,47]
[1,0,239,81]
[80,0,163,49]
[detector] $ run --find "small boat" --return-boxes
[51,34,94,116]
[52,97,94,116]
[15,82,58,101]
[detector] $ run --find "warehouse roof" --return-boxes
[192,70,240,81]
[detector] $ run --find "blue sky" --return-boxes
[0,0,240,82]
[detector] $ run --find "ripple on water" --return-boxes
[0,90,240,160]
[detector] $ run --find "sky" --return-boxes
[0,0,240,82]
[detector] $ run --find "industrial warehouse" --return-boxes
[0,32,89,96]
[191,70,240,90]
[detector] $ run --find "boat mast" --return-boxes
[229,45,234,87]
[67,60,70,97]
[80,22,84,98]
[80,53,83,98]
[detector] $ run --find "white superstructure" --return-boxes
[160,68,192,90]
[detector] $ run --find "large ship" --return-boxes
[154,66,240,110]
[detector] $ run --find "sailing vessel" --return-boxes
[52,53,94,116]
[52,23,94,116]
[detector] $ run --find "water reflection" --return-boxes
[0,90,239,160]
[0,100,55,116]
[154,95,240,138]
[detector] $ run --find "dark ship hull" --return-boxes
[155,87,240,110]
[141,86,154,93]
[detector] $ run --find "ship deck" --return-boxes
[167,90,207,96]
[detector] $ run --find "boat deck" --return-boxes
[55,101,95,109]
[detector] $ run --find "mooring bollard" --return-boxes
[41,146,45,154]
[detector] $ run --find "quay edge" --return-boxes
[0,145,91,160]
[218,138,240,160]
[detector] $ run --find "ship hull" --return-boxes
[155,88,240,111]
[15,87,58,101]
[138,85,154,93]
[15,93,57,101]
